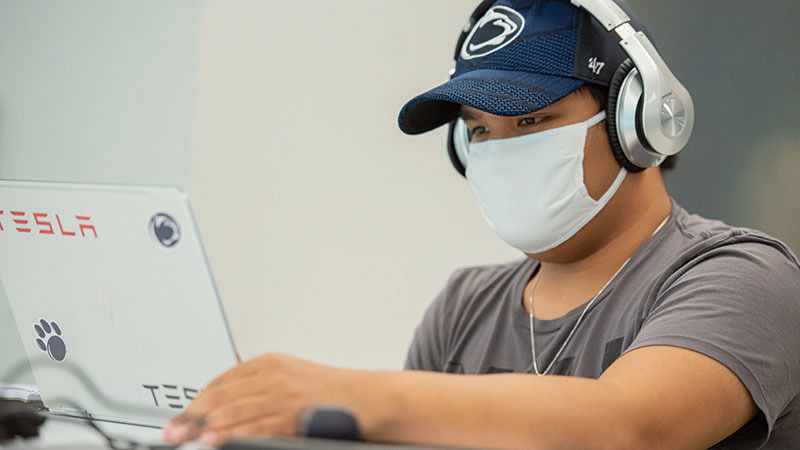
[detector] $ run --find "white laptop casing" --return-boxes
[0,180,239,427]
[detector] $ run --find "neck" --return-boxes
[524,169,671,319]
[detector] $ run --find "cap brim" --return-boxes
[398,69,584,135]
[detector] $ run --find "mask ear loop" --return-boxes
[581,109,627,209]
[586,110,607,128]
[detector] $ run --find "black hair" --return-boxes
[580,84,677,171]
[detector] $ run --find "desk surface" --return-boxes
[4,414,461,450]
[3,413,173,449]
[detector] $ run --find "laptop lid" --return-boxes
[0,180,239,427]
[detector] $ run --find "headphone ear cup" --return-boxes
[606,59,646,172]
[447,119,468,177]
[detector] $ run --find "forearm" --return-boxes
[340,369,638,449]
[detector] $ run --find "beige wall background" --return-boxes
[1,1,798,380]
[188,0,520,369]
[0,0,520,378]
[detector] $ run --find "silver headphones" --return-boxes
[447,0,694,175]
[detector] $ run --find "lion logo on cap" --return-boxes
[461,6,525,60]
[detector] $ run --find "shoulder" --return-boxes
[427,257,532,335]
[447,258,531,286]
[673,202,795,254]
[444,258,532,305]
[669,203,799,277]
[641,205,800,357]
[644,202,800,292]
[406,258,532,371]
[631,207,800,441]
[420,257,531,324]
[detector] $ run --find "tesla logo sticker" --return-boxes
[142,384,199,409]
[0,210,97,238]
[34,318,68,362]
[460,6,525,60]
[149,213,181,248]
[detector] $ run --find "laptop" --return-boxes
[0,179,240,428]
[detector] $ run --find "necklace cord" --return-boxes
[528,258,629,375]
[527,215,670,376]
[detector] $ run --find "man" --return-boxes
[164,1,800,448]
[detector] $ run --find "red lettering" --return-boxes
[33,213,54,235]
[0,210,98,239]
[11,211,31,233]
[56,214,76,236]
[75,215,97,238]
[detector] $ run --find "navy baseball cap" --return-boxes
[398,0,652,135]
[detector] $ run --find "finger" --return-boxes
[164,382,242,442]
[200,416,293,447]
[165,365,271,443]
[166,412,205,428]
[167,376,270,442]
[162,414,206,443]
[201,395,284,431]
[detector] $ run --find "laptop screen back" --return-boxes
[0,180,238,427]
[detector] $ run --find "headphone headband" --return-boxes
[570,0,629,30]
[570,0,694,156]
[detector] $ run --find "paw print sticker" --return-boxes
[34,318,68,362]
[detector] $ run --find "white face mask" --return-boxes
[465,111,626,254]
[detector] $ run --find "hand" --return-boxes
[161,352,349,446]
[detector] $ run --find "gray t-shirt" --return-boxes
[405,201,800,449]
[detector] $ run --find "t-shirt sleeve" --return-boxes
[404,265,477,372]
[404,285,449,372]
[624,239,800,445]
